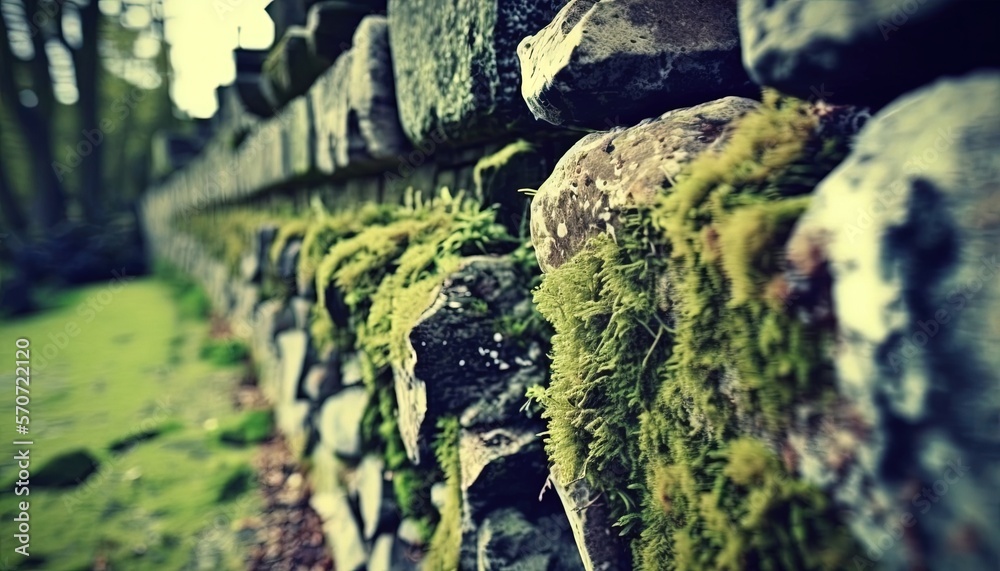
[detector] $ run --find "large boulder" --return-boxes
[530,96,758,273]
[387,0,566,147]
[518,0,752,129]
[785,71,1000,570]
[738,0,1000,106]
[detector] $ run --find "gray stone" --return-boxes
[396,518,425,547]
[347,17,409,160]
[393,257,547,463]
[311,491,368,571]
[276,400,311,454]
[459,425,545,521]
[311,53,354,174]
[530,96,758,273]
[552,472,630,571]
[306,1,382,62]
[276,329,310,403]
[466,508,583,571]
[341,352,364,386]
[357,454,386,539]
[277,239,302,288]
[282,95,314,178]
[303,362,341,403]
[317,385,369,458]
[430,482,448,511]
[291,296,313,330]
[518,0,751,129]
[785,71,1000,571]
[262,27,331,108]
[387,0,566,147]
[473,140,551,234]
[738,0,1000,106]
[368,534,394,571]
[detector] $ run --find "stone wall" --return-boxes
[142,1,1000,570]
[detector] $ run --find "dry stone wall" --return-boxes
[143,1,999,570]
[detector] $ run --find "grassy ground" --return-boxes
[0,278,265,570]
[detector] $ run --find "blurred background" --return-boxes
[1,0,275,309]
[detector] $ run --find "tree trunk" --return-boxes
[73,0,103,223]
[0,156,27,237]
[0,0,68,230]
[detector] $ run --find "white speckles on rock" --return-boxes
[530,96,757,272]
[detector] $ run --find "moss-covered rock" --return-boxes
[529,96,758,273]
[530,93,863,569]
[386,0,566,147]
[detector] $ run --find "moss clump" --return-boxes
[199,337,250,366]
[156,262,211,319]
[216,464,256,502]
[32,449,101,489]
[304,188,519,559]
[422,416,462,571]
[218,410,274,445]
[530,230,667,523]
[531,93,859,569]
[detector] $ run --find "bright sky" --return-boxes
[162,0,275,118]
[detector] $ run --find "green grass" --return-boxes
[0,278,264,570]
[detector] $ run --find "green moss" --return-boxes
[156,262,212,319]
[199,337,250,366]
[30,449,101,489]
[0,278,264,569]
[215,464,256,502]
[269,218,309,267]
[218,409,274,445]
[531,231,667,521]
[422,416,462,571]
[172,187,535,563]
[531,93,860,569]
